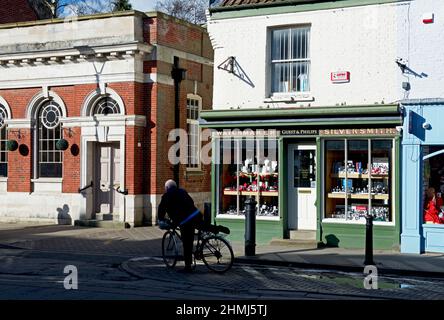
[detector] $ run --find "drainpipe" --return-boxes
[171,56,187,187]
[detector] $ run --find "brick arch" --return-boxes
[81,88,126,117]
[26,90,67,120]
[0,96,12,119]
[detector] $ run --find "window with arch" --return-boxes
[187,95,202,170]
[93,97,120,116]
[0,104,7,177]
[37,101,63,178]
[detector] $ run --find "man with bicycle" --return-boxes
[158,180,203,273]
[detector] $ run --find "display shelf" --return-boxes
[331,173,389,179]
[223,190,279,197]
[327,193,389,200]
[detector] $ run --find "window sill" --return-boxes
[31,178,63,183]
[423,223,444,228]
[265,93,314,103]
[185,169,204,176]
[322,218,395,226]
[216,214,280,221]
[0,177,7,182]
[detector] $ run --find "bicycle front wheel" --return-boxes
[201,235,234,273]
[162,231,179,268]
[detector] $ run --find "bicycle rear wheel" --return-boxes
[201,235,234,273]
[162,231,179,268]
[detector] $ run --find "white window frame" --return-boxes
[0,103,9,178]
[270,25,311,96]
[35,101,64,179]
[186,94,202,171]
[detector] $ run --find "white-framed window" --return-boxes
[93,97,120,116]
[187,94,202,170]
[0,104,8,177]
[37,101,63,178]
[271,26,311,94]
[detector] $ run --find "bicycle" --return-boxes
[159,220,234,273]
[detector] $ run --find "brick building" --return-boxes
[0,11,213,226]
[0,0,52,24]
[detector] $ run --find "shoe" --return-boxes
[177,267,193,274]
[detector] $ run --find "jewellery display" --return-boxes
[326,140,393,223]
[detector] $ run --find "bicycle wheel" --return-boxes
[201,235,234,273]
[162,231,179,268]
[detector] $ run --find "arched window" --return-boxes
[93,97,120,116]
[0,104,7,177]
[37,101,63,178]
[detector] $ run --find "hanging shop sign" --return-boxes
[320,128,398,136]
[331,71,350,83]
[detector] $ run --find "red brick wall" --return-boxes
[7,128,32,192]
[0,0,38,24]
[62,127,81,193]
[143,14,214,197]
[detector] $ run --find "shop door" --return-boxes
[95,143,120,215]
[287,144,317,230]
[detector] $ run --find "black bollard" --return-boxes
[364,214,375,266]
[204,202,211,228]
[245,197,257,256]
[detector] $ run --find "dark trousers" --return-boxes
[179,214,203,268]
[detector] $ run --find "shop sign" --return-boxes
[214,129,280,137]
[280,129,319,136]
[320,128,398,136]
[331,71,350,83]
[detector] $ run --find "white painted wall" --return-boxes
[396,0,444,100]
[208,0,444,110]
[0,192,84,225]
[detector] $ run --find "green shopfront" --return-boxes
[200,105,402,249]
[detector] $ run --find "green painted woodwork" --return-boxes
[215,218,284,245]
[316,137,322,242]
[210,0,409,20]
[201,105,399,120]
[321,223,399,250]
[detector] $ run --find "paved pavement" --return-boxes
[1,223,444,300]
[1,223,443,277]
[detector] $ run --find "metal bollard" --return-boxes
[245,197,257,256]
[364,214,375,266]
[204,202,211,228]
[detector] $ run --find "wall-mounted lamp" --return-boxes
[62,128,74,138]
[8,129,22,140]
[423,122,432,130]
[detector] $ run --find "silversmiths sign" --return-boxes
[320,128,398,136]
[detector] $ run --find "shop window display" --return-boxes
[325,139,392,222]
[423,146,444,225]
[217,138,279,218]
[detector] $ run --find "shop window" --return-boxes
[216,137,279,218]
[187,95,202,170]
[37,102,63,178]
[423,146,444,225]
[93,97,120,116]
[271,26,310,94]
[325,139,392,223]
[0,104,7,177]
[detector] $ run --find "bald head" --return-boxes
[165,180,177,193]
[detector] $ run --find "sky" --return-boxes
[131,0,157,12]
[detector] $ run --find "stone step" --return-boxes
[74,220,129,229]
[95,213,120,221]
[269,238,320,249]
[289,230,317,241]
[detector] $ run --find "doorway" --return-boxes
[94,142,121,219]
[287,144,317,230]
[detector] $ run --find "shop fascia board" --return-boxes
[201,118,402,129]
[209,0,410,20]
[201,104,400,121]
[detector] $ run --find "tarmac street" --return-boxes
[0,224,443,300]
